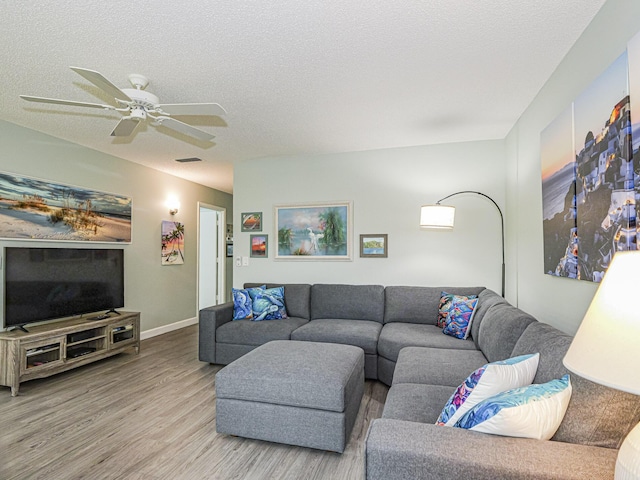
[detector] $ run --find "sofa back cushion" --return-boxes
[310,284,385,323]
[244,283,311,319]
[476,302,536,363]
[470,289,508,346]
[383,286,485,325]
[511,321,640,449]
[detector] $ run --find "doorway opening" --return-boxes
[197,202,226,311]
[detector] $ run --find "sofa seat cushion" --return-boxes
[378,323,478,362]
[392,346,488,388]
[216,316,309,346]
[290,319,381,354]
[382,383,454,424]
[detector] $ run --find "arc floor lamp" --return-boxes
[420,190,505,297]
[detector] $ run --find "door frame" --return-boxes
[197,202,227,312]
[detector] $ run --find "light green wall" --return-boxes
[234,140,506,292]
[506,0,640,334]
[0,120,232,333]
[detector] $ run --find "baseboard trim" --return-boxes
[140,316,198,340]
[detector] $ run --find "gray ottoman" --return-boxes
[215,340,365,453]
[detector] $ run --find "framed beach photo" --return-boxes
[241,212,262,232]
[0,171,132,243]
[360,234,388,258]
[275,201,352,261]
[250,234,268,258]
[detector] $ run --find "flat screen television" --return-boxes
[4,247,124,330]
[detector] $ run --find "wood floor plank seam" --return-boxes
[0,325,388,480]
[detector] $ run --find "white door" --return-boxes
[198,203,226,310]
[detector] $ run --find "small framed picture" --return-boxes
[360,234,388,258]
[250,234,268,258]
[226,242,233,257]
[241,212,262,232]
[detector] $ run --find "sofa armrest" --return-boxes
[365,419,617,480]
[198,302,234,363]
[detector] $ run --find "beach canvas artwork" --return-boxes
[275,202,352,260]
[161,220,184,265]
[541,51,637,283]
[0,172,131,242]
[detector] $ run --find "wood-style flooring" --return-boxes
[0,325,388,480]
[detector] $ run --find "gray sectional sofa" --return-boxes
[199,283,640,479]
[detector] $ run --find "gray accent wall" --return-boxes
[0,120,232,333]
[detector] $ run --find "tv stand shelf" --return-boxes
[0,311,140,396]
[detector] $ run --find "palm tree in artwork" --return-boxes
[170,222,185,262]
[162,222,185,262]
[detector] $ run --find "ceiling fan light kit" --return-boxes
[19,67,226,144]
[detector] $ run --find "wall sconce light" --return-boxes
[167,196,180,216]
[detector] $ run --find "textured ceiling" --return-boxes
[0,0,607,194]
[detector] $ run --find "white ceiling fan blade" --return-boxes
[155,117,215,141]
[110,117,140,137]
[70,66,132,103]
[20,95,115,110]
[156,103,227,116]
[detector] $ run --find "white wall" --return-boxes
[0,120,233,332]
[506,0,640,333]
[234,140,506,292]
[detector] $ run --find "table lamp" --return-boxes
[563,250,640,479]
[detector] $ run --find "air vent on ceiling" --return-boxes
[175,157,202,163]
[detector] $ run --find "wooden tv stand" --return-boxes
[0,311,140,396]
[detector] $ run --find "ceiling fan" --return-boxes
[20,66,226,142]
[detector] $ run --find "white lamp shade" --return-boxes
[420,204,455,229]
[563,250,640,395]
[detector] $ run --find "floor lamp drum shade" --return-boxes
[420,204,455,229]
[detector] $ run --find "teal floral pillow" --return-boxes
[438,292,478,328]
[232,285,265,320]
[454,375,572,440]
[442,297,479,339]
[252,286,288,321]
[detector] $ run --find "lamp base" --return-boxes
[616,422,640,479]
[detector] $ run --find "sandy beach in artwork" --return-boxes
[0,200,131,242]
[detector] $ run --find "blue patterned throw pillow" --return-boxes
[252,286,288,321]
[442,297,479,339]
[232,285,265,320]
[438,292,478,328]
[454,374,572,440]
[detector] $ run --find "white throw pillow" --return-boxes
[436,353,540,426]
[454,374,572,440]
